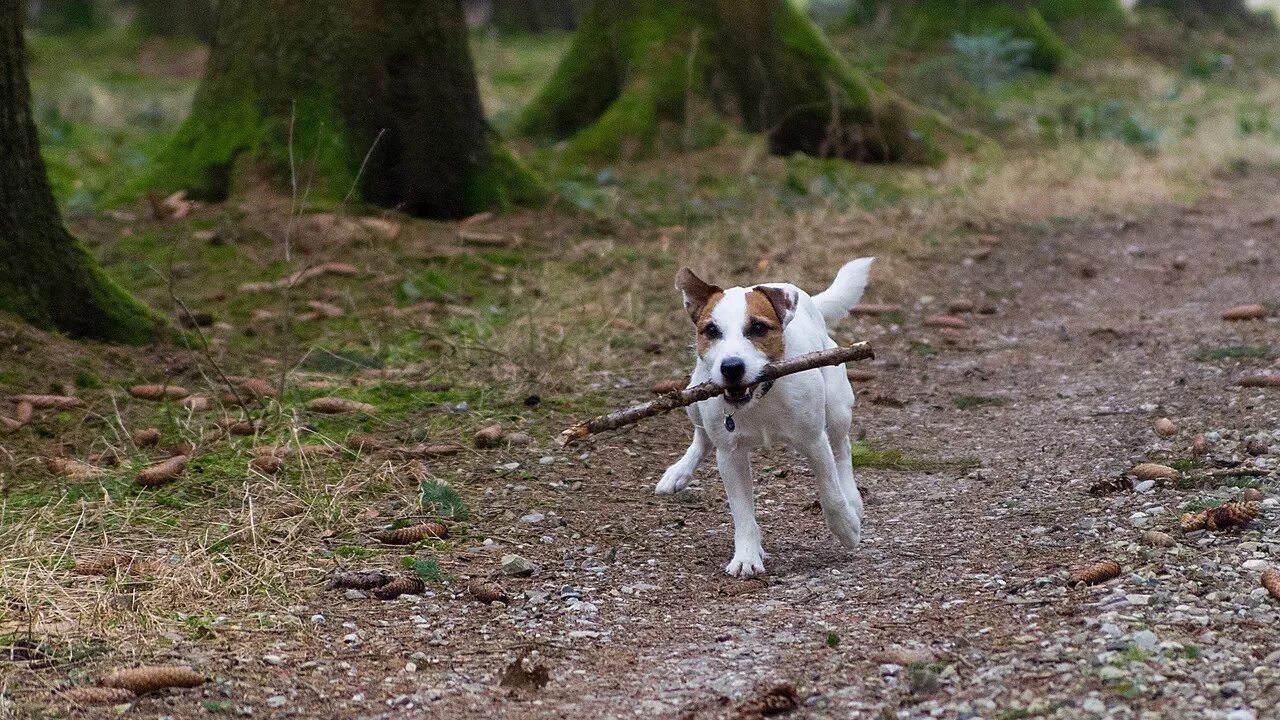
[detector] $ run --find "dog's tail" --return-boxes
[811,257,874,327]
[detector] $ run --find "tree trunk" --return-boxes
[135,0,217,42]
[492,0,579,32]
[1135,0,1272,29]
[0,2,159,343]
[515,0,964,164]
[140,0,544,219]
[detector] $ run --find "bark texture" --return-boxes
[142,0,543,219]
[136,0,217,42]
[516,0,963,164]
[0,2,159,343]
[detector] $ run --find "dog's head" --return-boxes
[675,268,796,407]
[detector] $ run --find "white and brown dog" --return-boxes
[657,258,875,577]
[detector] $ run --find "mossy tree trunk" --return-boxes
[135,0,217,42]
[0,2,160,343]
[515,0,963,164]
[143,0,544,219]
[1135,0,1272,29]
[860,1,1126,72]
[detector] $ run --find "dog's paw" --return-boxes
[824,508,862,550]
[725,547,766,578]
[655,465,694,494]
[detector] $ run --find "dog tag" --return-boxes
[724,415,735,432]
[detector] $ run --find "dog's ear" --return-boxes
[675,268,722,322]
[756,285,797,327]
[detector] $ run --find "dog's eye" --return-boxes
[747,320,770,336]
[702,323,721,339]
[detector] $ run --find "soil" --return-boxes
[8,176,1280,719]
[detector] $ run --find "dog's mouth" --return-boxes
[723,384,755,406]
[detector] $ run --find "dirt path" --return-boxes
[90,179,1279,719]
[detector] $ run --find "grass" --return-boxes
[953,394,1008,410]
[1191,345,1271,362]
[851,441,981,472]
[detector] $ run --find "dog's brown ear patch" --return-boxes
[756,285,795,327]
[675,268,722,323]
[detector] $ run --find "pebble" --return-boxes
[1134,480,1156,494]
[343,590,368,601]
[1130,630,1158,650]
[520,512,545,524]
[1242,559,1269,571]
[262,655,284,666]
[501,554,537,577]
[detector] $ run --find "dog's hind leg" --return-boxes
[799,433,862,550]
[656,424,710,494]
[717,447,766,577]
[827,431,864,523]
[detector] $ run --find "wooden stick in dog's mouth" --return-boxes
[557,342,875,446]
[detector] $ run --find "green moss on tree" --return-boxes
[516,0,963,164]
[136,0,539,219]
[1,2,161,344]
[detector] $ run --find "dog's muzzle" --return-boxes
[722,380,773,407]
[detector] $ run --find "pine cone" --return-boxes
[132,428,161,447]
[74,553,135,576]
[15,394,84,409]
[1069,559,1121,586]
[48,458,105,479]
[371,575,424,600]
[180,395,211,412]
[137,455,189,487]
[1262,569,1280,601]
[1131,463,1180,482]
[328,570,393,590]
[1180,511,1207,533]
[1141,530,1176,548]
[408,443,462,458]
[346,434,385,453]
[100,666,205,694]
[372,522,448,544]
[1204,501,1259,531]
[1087,476,1132,496]
[473,424,504,448]
[56,686,137,705]
[250,454,283,474]
[14,400,33,424]
[238,378,276,399]
[128,384,190,401]
[468,580,510,604]
[307,397,377,414]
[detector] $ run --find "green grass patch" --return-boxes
[953,394,1007,410]
[1166,458,1203,472]
[825,631,841,648]
[1181,498,1227,512]
[421,480,469,520]
[334,545,379,560]
[1191,345,1270,362]
[403,556,443,582]
[851,441,980,472]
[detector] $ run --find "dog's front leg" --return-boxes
[799,434,862,550]
[656,424,709,494]
[717,447,766,577]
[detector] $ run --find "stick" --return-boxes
[558,342,874,446]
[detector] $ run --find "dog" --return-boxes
[656,258,875,577]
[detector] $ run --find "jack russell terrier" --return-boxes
[657,258,875,577]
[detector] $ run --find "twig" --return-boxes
[558,342,874,445]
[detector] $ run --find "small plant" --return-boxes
[953,395,1007,410]
[420,479,469,519]
[334,546,378,560]
[950,31,1034,92]
[825,631,841,648]
[402,556,443,582]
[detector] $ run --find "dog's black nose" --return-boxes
[720,357,746,384]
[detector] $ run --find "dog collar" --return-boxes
[723,381,774,432]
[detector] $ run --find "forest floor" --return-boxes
[1,169,1277,719]
[4,23,1280,720]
